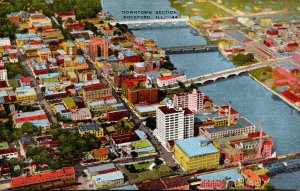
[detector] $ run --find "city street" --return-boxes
[17,49,58,124]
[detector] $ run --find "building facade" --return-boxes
[89,37,109,61]
[156,106,194,144]
[174,136,220,172]
[82,83,112,103]
[173,88,204,112]
[11,167,75,189]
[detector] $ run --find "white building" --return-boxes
[207,29,226,41]
[157,73,186,87]
[0,37,11,47]
[173,88,204,112]
[0,148,18,160]
[155,105,194,145]
[71,108,92,121]
[0,63,8,82]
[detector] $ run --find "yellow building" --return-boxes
[15,86,37,104]
[212,116,236,127]
[62,41,76,55]
[174,136,220,172]
[260,17,272,27]
[78,124,104,138]
[242,169,262,189]
[91,147,109,162]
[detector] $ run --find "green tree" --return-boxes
[0,18,17,40]
[131,151,138,158]
[146,117,156,131]
[66,17,73,24]
[74,0,101,20]
[21,122,38,135]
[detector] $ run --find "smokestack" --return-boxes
[227,101,231,126]
[257,121,263,157]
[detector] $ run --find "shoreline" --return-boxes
[248,74,300,112]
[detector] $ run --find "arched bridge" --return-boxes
[159,57,290,90]
[110,16,189,27]
[162,44,219,54]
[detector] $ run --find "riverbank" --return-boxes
[248,73,300,112]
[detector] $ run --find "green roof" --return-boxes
[131,140,151,149]
[62,97,76,109]
[106,126,115,133]
[0,142,9,150]
[43,77,59,83]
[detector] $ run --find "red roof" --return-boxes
[258,174,269,182]
[55,12,75,17]
[11,167,74,186]
[219,105,238,115]
[0,148,17,155]
[157,74,184,81]
[82,82,109,91]
[36,135,52,142]
[20,77,30,83]
[281,90,300,103]
[14,114,48,123]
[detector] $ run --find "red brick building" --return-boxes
[11,167,75,189]
[122,76,158,104]
[127,88,158,104]
[106,109,129,122]
[89,37,109,61]
[135,175,189,190]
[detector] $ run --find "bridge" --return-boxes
[162,44,219,54]
[110,16,189,27]
[160,57,290,90]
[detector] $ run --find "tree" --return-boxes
[0,110,7,119]
[146,117,156,131]
[154,158,163,165]
[21,122,38,135]
[129,65,134,71]
[264,183,275,190]
[74,0,101,20]
[0,17,18,40]
[130,151,138,158]
[56,16,62,25]
[66,17,73,24]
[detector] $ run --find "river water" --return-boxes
[103,0,300,188]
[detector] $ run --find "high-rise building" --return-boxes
[173,88,204,112]
[0,63,8,82]
[89,37,109,61]
[156,105,194,144]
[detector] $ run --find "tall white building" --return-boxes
[173,88,204,112]
[0,37,11,47]
[156,105,194,144]
[0,63,8,82]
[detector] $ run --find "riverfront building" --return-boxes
[174,136,220,172]
[197,169,244,189]
[201,117,256,140]
[157,73,186,87]
[173,88,204,112]
[155,105,194,144]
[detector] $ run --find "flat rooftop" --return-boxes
[197,169,243,181]
[205,117,254,134]
[175,136,219,157]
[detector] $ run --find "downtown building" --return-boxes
[89,37,109,61]
[173,88,204,112]
[155,105,194,145]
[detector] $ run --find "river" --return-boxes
[103,0,300,188]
